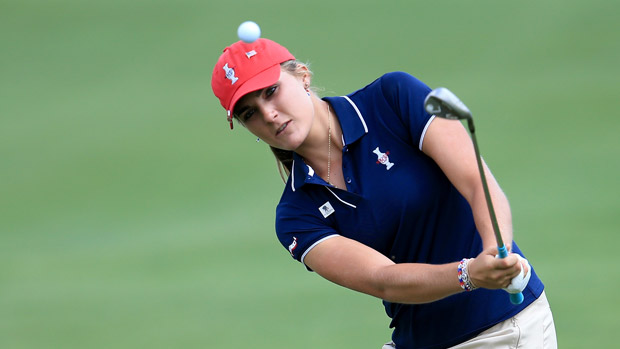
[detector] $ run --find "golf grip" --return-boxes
[469,122,524,305]
[497,245,525,305]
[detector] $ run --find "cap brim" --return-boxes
[227,64,282,115]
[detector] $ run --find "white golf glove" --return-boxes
[503,254,531,294]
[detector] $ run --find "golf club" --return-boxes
[424,87,524,305]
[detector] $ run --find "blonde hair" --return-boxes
[270,60,314,183]
[230,60,314,183]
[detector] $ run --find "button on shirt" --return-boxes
[275,72,544,349]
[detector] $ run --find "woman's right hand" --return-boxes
[468,247,525,290]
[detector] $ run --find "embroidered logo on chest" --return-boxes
[373,146,394,170]
[318,201,335,218]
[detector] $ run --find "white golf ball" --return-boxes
[237,21,261,43]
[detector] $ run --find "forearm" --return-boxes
[421,119,514,250]
[470,162,513,250]
[306,236,521,305]
[369,262,462,304]
[306,237,463,305]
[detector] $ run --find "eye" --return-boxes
[241,108,256,122]
[265,85,277,98]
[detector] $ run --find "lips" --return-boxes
[276,121,290,136]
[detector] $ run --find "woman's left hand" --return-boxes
[468,247,524,289]
[503,255,531,294]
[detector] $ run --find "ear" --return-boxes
[296,64,311,87]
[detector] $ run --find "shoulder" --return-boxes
[358,71,427,93]
[275,182,340,264]
[344,72,433,147]
[275,175,328,228]
[377,71,431,99]
[379,71,421,84]
[347,71,431,109]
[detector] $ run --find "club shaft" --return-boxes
[468,118,523,305]
[467,119,505,250]
[435,95,523,304]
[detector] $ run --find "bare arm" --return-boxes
[304,236,521,304]
[303,117,523,304]
[421,117,513,251]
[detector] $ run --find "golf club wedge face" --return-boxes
[424,87,472,120]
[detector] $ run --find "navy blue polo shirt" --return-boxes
[275,72,544,349]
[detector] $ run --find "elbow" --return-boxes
[368,266,433,305]
[368,264,458,305]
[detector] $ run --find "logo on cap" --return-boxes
[211,38,296,129]
[223,63,238,85]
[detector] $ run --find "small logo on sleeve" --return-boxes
[288,237,298,257]
[373,147,394,170]
[319,201,335,218]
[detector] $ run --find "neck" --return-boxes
[295,96,343,183]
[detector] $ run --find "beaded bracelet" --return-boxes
[457,258,478,292]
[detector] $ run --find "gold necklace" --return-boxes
[326,104,334,187]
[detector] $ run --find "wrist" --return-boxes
[457,258,478,292]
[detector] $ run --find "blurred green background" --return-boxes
[2,0,618,347]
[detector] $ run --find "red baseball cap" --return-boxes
[211,38,296,129]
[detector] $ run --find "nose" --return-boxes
[260,102,278,123]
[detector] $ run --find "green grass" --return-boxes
[1,0,618,347]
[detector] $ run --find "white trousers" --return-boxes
[382,291,557,349]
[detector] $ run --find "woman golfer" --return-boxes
[211,38,557,348]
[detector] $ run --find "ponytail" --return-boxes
[271,60,312,183]
[270,146,294,183]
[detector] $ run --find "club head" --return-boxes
[424,87,472,120]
